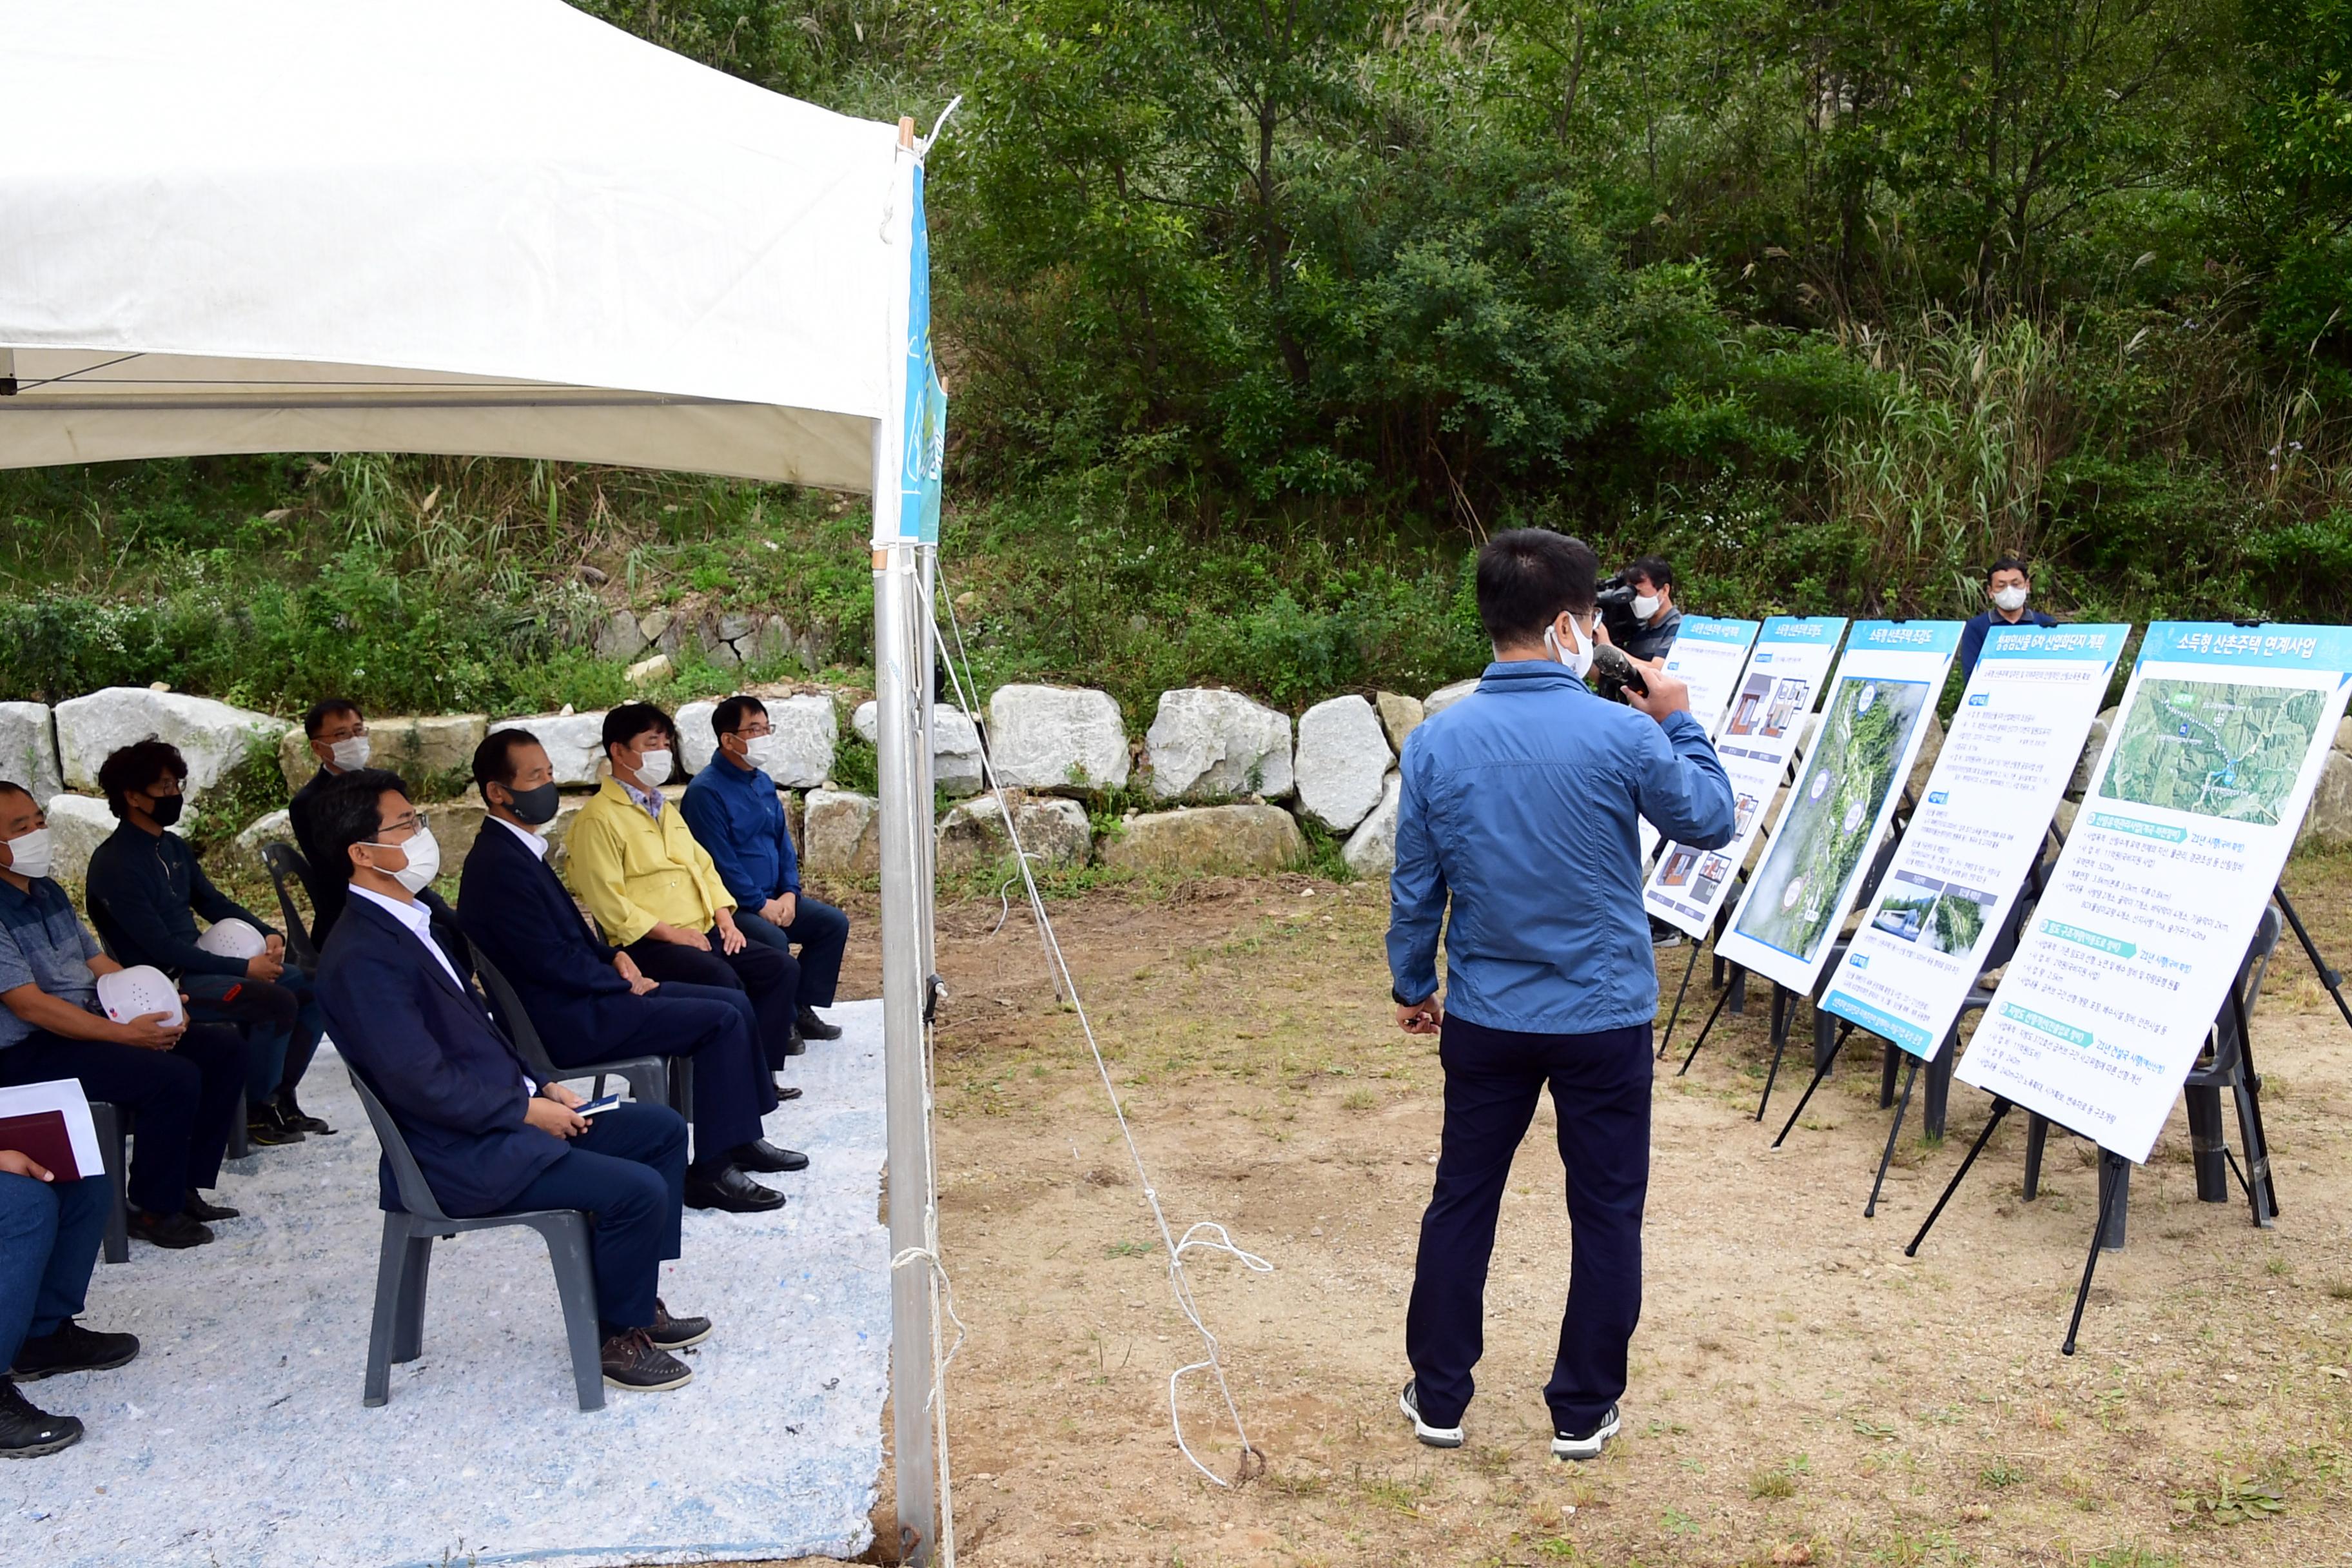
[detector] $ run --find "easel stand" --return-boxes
[1769,1017,1856,1144]
[2274,884,2352,1035]
[2063,1152,2133,1356]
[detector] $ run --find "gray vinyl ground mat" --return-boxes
[10,998,890,1567]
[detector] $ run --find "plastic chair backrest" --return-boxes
[468,948,562,1084]
[260,842,322,968]
[346,1069,454,1222]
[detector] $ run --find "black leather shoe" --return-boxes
[795,1006,844,1042]
[770,1081,804,1102]
[244,1110,304,1146]
[650,1299,712,1350]
[130,1209,213,1248]
[783,1028,807,1057]
[729,1139,810,1174]
[11,1318,140,1382]
[685,1165,786,1213]
[0,1378,83,1457]
[184,1191,240,1222]
[275,1091,335,1136]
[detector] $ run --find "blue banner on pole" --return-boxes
[899,166,947,543]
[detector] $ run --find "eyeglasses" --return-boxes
[733,724,774,739]
[320,723,369,741]
[376,809,430,838]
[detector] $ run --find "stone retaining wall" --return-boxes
[17,678,2352,888]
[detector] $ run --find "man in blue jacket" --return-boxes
[1389,528,1736,1464]
[311,768,712,1394]
[457,728,803,1212]
[680,696,850,1043]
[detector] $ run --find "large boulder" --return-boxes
[852,700,985,798]
[1374,692,1424,755]
[804,788,880,878]
[44,793,178,885]
[2070,707,2117,798]
[489,710,609,787]
[1293,695,1394,832]
[1342,772,1404,878]
[1142,690,1293,801]
[2298,750,2352,850]
[677,692,834,785]
[55,688,291,803]
[936,792,1091,874]
[0,702,60,803]
[231,807,294,877]
[538,795,592,878]
[986,685,1129,794]
[426,796,489,872]
[1098,804,1306,876]
[275,714,488,792]
[1423,679,1480,720]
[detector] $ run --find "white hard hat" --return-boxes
[196,917,268,961]
[95,966,184,1029]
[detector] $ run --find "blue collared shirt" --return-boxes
[680,756,799,906]
[1387,662,1738,1034]
[0,876,105,1051]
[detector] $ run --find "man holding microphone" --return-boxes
[1389,529,1736,1461]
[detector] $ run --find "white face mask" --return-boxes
[1632,594,1662,622]
[366,827,440,894]
[1542,615,1597,680]
[328,734,371,770]
[739,735,779,772]
[633,749,674,786]
[3,827,54,881]
[1992,585,2030,612]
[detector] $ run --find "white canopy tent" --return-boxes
[0,1,952,1560]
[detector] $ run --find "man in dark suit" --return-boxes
[457,729,801,1213]
[288,698,371,947]
[311,768,712,1393]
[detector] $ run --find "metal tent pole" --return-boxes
[876,537,939,1563]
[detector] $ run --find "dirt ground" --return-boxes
[762,853,2352,1568]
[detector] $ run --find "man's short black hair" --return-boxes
[473,728,541,794]
[303,698,363,738]
[312,768,413,881]
[1476,529,1599,645]
[1988,554,2031,580]
[1626,556,1676,591]
[712,694,767,738]
[0,781,32,807]
[97,738,188,820]
[601,701,674,760]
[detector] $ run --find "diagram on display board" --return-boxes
[1643,617,1847,938]
[1957,624,2352,1162]
[1818,624,2131,1060]
[1712,621,1962,995]
[1638,615,1762,863]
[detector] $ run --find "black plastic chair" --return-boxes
[469,948,689,1125]
[2023,905,2284,1246]
[260,842,322,975]
[92,1101,128,1265]
[345,1069,605,1411]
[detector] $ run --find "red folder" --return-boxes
[0,1110,84,1182]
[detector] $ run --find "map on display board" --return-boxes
[1713,621,1963,995]
[1643,617,1847,939]
[1957,623,2352,1162]
[1639,616,1763,863]
[1818,624,2130,1060]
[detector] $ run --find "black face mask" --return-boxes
[503,781,561,827]
[147,794,185,828]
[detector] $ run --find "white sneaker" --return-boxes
[1399,1380,1463,1448]
[1550,1403,1621,1461]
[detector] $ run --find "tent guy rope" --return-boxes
[936,570,1273,1489]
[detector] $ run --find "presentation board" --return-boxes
[1639,615,1763,864]
[1714,621,1962,994]
[1818,624,2130,1060]
[1957,623,2352,1162]
[1644,616,1847,939]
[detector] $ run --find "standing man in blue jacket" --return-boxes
[1389,528,1736,1464]
[680,696,850,1044]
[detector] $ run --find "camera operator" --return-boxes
[1387,528,1735,1464]
[1607,556,1681,663]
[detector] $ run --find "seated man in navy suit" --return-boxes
[456,729,802,1213]
[310,769,711,1394]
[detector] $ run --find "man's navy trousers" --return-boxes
[1405,1013,1652,1435]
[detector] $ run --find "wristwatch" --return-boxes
[1393,987,1435,1007]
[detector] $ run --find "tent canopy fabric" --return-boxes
[0,0,911,490]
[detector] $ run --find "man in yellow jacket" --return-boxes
[565,703,804,1071]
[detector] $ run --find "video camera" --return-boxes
[1588,568,1651,705]
[1594,569,1645,649]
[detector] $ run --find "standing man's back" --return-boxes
[1389,528,1735,1463]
